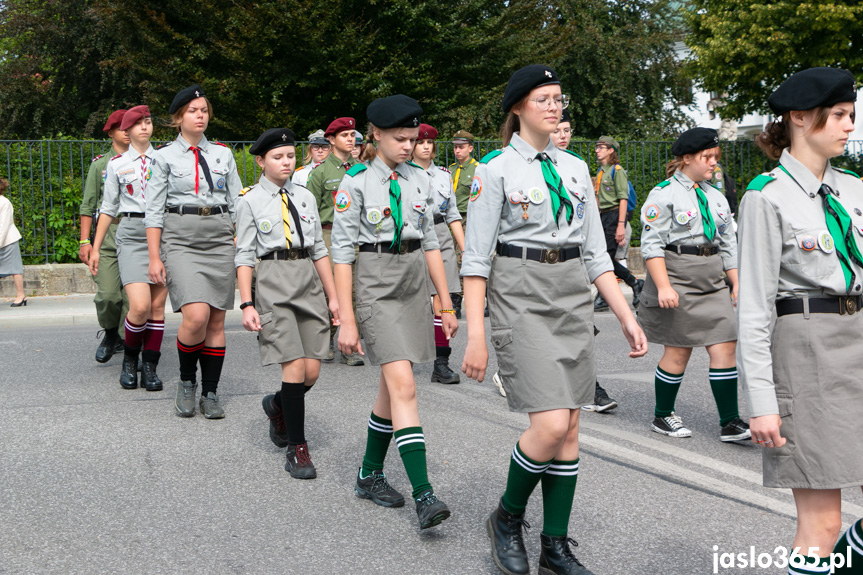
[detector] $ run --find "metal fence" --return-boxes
[4,138,863,263]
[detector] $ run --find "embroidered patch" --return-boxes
[644,204,659,222]
[469,177,482,201]
[576,203,585,220]
[439,199,448,212]
[818,231,835,254]
[334,190,351,212]
[101,170,108,182]
[718,224,727,234]
[259,220,273,233]
[800,236,816,251]
[216,177,225,189]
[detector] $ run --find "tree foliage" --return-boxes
[0,0,691,140]
[684,1,863,120]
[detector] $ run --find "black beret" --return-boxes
[769,67,857,116]
[169,84,206,114]
[249,128,296,156]
[367,95,422,129]
[502,65,560,114]
[561,108,571,124]
[671,127,719,156]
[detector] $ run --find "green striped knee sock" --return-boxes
[501,442,552,515]
[655,366,684,418]
[541,458,579,537]
[830,517,863,573]
[709,367,740,426]
[361,412,393,478]
[788,554,831,574]
[394,426,432,499]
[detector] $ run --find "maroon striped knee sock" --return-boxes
[143,319,164,352]
[124,318,146,349]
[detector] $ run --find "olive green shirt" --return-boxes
[80,153,112,217]
[449,157,478,214]
[306,153,355,225]
[596,163,629,211]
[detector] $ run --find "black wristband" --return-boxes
[239,301,254,310]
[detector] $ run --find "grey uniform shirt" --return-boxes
[100,146,156,217]
[144,134,242,229]
[640,169,737,270]
[737,149,863,417]
[461,133,612,281]
[234,175,327,268]
[427,162,461,224]
[330,156,440,264]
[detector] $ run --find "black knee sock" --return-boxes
[177,339,205,382]
[199,346,225,396]
[279,382,306,445]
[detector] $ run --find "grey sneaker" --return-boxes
[340,351,364,366]
[175,380,197,417]
[492,372,506,397]
[354,468,405,507]
[199,392,225,419]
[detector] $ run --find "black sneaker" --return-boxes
[720,417,751,442]
[262,394,290,448]
[415,491,450,530]
[354,468,405,507]
[584,382,618,413]
[593,294,609,312]
[651,412,692,438]
[285,443,317,479]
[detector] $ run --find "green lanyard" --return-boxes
[536,153,573,226]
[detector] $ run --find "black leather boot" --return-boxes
[450,292,463,319]
[140,349,163,392]
[431,347,460,384]
[119,346,140,390]
[485,499,530,575]
[95,328,121,363]
[538,533,595,575]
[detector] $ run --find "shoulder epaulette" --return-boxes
[439,166,451,174]
[110,154,122,161]
[655,179,671,189]
[91,154,104,162]
[746,174,776,191]
[213,141,229,148]
[470,158,479,166]
[835,167,861,179]
[239,186,252,196]
[295,165,306,172]
[480,150,503,165]
[564,149,584,161]
[346,164,367,177]
[156,142,172,150]
[406,160,422,170]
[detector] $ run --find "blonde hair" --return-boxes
[360,123,378,163]
[665,147,722,178]
[169,97,214,131]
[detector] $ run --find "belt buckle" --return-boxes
[287,249,299,261]
[698,245,710,256]
[545,249,560,264]
[200,206,211,216]
[399,244,408,255]
[842,296,857,315]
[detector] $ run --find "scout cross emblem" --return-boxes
[194,90,200,97]
[545,71,552,78]
[281,134,288,141]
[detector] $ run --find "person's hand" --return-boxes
[658,286,679,308]
[462,337,489,382]
[731,281,739,306]
[78,243,92,264]
[242,307,262,332]
[615,223,625,245]
[621,317,648,358]
[441,312,458,340]
[328,299,341,327]
[750,414,786,448]
[338,321,364,356]
[148,259,166,285]
[88,251,100,276]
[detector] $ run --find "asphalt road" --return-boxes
[2,296,862,574]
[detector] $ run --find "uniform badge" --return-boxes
[334,190,351,212]
[818,231,835,254]
[383,207,392,218]
[856,225,863,237]
[644,225,651,231]
[528,187,545,204]
[469,177,482,202]
[675,212,690,225]
[101,170,107,182]
[300,213,313,223]
[576,203,585,220]
[417,214,424,228]
[718,224,727,234]
[126,184,134,195]
[216,177,225,189]
[644,204,659,222]
[439,199,448,212]
[509,192,524,204]
[259,220,273,233]
[800,236,816,251]
[367,208,383,225]
[412,202,425,213]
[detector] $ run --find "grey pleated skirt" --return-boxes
[429,219,460,296]
[116,218,151,286]
[637,251,736,347]
[255,258,330,366]
[161,212,236,312]
[488,254,595,413]
[764,311,863,488]
[0,241,23,277]
[355,249,435,366]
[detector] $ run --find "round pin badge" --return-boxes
[366,208,383,225]
[509,192,522,204]
[383,207,392,217]
[576,203,585,220]
[801,236,816,251]
[818,231,835,254]
[644,204,659,222]
[675,212,690,225]
[216,177,225,189]
[528,187,545,204]
[469,177,482,202]
[644,224,651,231]
[334,190,351,212]
[259,220,273,233]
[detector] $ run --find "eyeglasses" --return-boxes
[310,144,330,150]
[530,95,570,110]
[594,145,611,151]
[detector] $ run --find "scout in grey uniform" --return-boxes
[461,65,647,575]
[411,122,464,384]
[290,129,329,188]
[738,67,863,573]
[145,85,242,420]
[235,128,339,480]
[638,127,750,444]
[333,94,458,531]
[90,106,167,393]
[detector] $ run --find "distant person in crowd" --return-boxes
[0,178,26,307]
[351,130,363,160]
[291,129,329,188]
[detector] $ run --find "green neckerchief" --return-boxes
[388,171,403,249]
[536,153,573,226]
[694,184,716,242]
[819,183,863,292]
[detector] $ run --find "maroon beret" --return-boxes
[102,109,128,132]
[417,123,438,140]
[325,117,356,137]
[119,105,151,131]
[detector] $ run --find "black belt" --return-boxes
[358,239,421,255]
[664,244,719,256]
[166,205,228,216]
[433,214,446,225]
[121,212,144,218]
[496,242,580,264]
[776,296,863,317]
[599,207,618,214]
[260,249,310,261]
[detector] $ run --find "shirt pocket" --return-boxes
[500,187,532,232]
[362,205,394,236]
[786,229,836,280]
[406,200,428,232]
[169,167,193,189]
[297,211,317,245]
[435,187,452,214]
[210,166,229,190]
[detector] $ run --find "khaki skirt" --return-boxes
[255,258,330,366]
[488,254,595,413]
[161,212,236,312]
[429,220,460,297]
[116,218,151,286]
[0,241,22,277]
[355,249,434,366]
[637,250,736,347]
[764,311,863,488]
